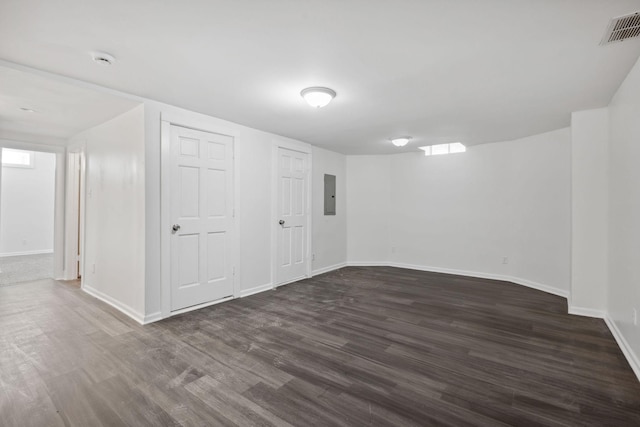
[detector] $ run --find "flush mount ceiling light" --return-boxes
[300,87,336,108]
[91,51,116,66]
[19,107,36,113]
[390,136,412,147]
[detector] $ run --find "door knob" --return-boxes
[279,220,285,225]
[172,224,181,232]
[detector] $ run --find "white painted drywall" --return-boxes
[608,55,640,370]
[0,150,56,256]
[570,108,609,314]
[347,129,571,293]
[71,105,146,320]
[346,155,391,263]
[311,146,347,274]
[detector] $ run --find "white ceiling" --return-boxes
[0,66,140,146]
[1,0,640,154]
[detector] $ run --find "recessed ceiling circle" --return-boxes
[91,51,116,66]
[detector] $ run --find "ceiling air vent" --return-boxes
[601,12,640,45]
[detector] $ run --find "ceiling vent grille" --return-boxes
[601,12,640,45]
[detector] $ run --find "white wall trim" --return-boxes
[275,275,309,288]
[346,261,570,299]
[0,249,53,257]
[312,262,347,277]
[168,295,235,317]
[83,285,145,325]
[144,295,245,324]
[62,147,86,281]
[347,261,389,267]
[389,262,570,298]
[240,283,273,298]
[605,316,640,382]
[568,306,606,319]
[143,311,163,324]
[159,120,171,319]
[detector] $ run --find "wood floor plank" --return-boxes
[1,267,639,426]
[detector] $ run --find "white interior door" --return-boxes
[276,147,308,285]
[170,125,234,311]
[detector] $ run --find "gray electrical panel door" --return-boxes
[324,174,336,215]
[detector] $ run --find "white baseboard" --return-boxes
[240,283,273,298]
[605,316,640,382]
[347,261,389,267]
[568,305,606,319]
[379,261,569,299]
[169,295,235,317]
[143,311,163,324]
[82,284,145,325]
[312,262,347,277]
[0,249,53,258]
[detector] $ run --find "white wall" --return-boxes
[311,146,347,274]
[570,108,609,315]
[71,105,146,321]
[608,55,640,374]
[0,150,56,256]
[347,129,572,294]
[346,155,391,263]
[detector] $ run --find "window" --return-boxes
[418,142,466,156]
[2,148,34,168]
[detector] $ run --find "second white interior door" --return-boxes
[170,125,234,311]
[276,147,309,285]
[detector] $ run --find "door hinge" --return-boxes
[232,266,236,276]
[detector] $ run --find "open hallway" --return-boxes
[0,253,53,286]
[1,267,639,426]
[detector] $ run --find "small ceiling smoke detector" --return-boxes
[390,136,412,147]
[300,87,336,108]
[91,51,116,66]
[19,107,36,113]
[601,12,640,45]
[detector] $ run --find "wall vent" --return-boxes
[601,12,640,45]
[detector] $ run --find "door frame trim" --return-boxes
[271,139,313,289]
[160,115,239,319]
[63,146,86,282]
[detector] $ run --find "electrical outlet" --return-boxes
[312,253,316,261]
[391,247,397,254]
[502,256,509,264]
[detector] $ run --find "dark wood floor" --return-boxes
[1,267,639,426]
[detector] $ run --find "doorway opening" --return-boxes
[0,148,57,285]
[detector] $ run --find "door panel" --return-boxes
[276,147,308,285]
[179,166,199,217]
[207,232,226,282]
[178,234,200,287]
[170,125,234,311]
[207,169,226,217]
